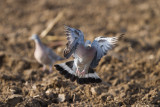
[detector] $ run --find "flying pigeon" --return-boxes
[54,26,123,84]
[30,34,63,73]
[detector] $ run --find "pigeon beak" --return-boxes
[88,44,91,47]
[29,36,33,40]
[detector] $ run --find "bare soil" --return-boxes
[0,0,160,106]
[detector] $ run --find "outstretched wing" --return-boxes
[64,25,84,59]
[90,34,124,68]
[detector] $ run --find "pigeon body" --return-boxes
[54,26,123,84]
[30,34,63,72]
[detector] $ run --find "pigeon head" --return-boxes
[85,40,91,47]
[30,34,41,42]
[30,34,39,40]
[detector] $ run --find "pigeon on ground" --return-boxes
[54,26,124,84]
[30,34,63,73]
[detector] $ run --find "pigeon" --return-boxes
[30,34,63,73]
[54,26,124,84]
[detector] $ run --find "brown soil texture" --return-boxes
[0,0,160,106]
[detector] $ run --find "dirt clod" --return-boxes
[5,94,23,106]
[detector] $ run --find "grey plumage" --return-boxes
[54,26,123,84]
[64,25,84,59]
[30,34,63,73]
[90,35,124,68]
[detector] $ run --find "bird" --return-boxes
[54,26,124,84]
[30,34,63,73]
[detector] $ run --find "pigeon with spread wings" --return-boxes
[54,26,123,84]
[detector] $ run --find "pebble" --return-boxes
[91,87,101,95]
[58,94,66,102]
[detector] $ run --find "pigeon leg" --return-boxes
[76,68,79,76]
[49,65,53,73]
[80,70,85,77]
[43,65,46,71]
[79,65,88,77]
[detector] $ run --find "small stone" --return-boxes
[33,95,40,98]
[57,94,66,102]
[148,54,154,60]
[45,89,57,99]
[91,87,97,95]
[56,88,59,91]
[91,87,101,95]
[45,89,52,95]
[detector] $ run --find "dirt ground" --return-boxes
[0,0,160,106]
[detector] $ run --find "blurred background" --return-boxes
[0,0,160,106]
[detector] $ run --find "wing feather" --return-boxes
[90,34,124,68]
[63,25,84,59]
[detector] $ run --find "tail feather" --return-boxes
[54,61,77,82]
[54,61,102,84]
